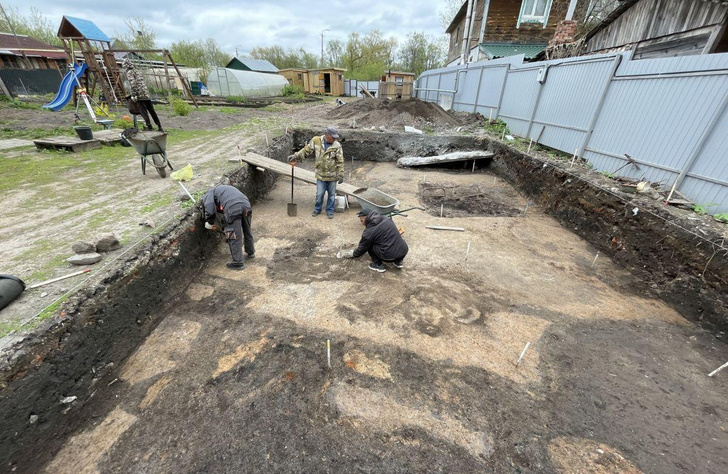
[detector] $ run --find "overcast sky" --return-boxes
[7,0,452,55]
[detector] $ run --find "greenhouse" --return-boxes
[206,67,288,98]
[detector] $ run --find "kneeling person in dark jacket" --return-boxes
[351,209,408,273]
[202,185,255,270]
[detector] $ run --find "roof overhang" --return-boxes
[446,2,469,33]
[480,42,548,60]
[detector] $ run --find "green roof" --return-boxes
[479,43,547,60]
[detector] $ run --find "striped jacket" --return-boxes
[293,135,344,181]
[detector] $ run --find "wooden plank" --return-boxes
[33,137,101,153]
[397,151,494,168]
[239,152,360,196]
[360,84,375,98]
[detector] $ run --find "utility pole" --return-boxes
[321,29,329,66]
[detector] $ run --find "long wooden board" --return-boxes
[397,151,494,167]
[239,152,360,196]
[33,137,101,153]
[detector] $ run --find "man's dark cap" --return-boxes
[357,209,372,217]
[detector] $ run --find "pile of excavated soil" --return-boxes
[328,98,460,131]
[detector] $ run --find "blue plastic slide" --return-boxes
[42,63,88,111]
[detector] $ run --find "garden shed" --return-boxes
[206,67,288,98]
[308,68,346,96]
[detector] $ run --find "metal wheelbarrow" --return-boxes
[124,130,174,178]
[351,188,421,217]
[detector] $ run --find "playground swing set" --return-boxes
[43,16,197,128]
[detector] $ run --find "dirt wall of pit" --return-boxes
[0,143,283,467]
[293,128,488,162]
[488,141,728,334]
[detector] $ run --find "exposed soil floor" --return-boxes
[420,179,526,218]
[30,163,728,473]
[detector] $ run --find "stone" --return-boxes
[95,233,121,252]
[72,241,96,254]
[67,253,102,266]
[29,414,38,425]
[178,191,191,201]
[379,126,386,132]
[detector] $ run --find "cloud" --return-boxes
[11,0,449,55]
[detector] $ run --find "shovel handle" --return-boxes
[291,165,294,202]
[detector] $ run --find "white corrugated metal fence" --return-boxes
[416,52,728,214]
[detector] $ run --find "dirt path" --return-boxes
[33,163,728,473]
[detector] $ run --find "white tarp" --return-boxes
[206,67,288,98]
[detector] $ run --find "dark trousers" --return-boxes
[367,248,406,266]
[137,99,162,130]
[225,207,254,264]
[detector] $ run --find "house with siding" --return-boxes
[445,0,582,65]
[583,0,728,59]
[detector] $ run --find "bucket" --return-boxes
[74,126,93,141]
[334,195,347,213]
[0,274,25,311]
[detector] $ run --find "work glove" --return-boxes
[337,177,344,184]
[205,221,216,230]
[287,155,296,163]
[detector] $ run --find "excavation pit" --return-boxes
[419,181,526,218]
[1,130,727,473]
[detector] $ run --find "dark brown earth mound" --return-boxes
[328,98,459,130]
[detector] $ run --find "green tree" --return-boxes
[0,6,62,46]
[204,38,230,67]
[397,32,446,76]
[171,38,229,82]
[115,17,158,57]
[170,40,206,69]
[342,30,397,80]
[325,39,344,68]
[439,0,463,30]
[249,46,318,69]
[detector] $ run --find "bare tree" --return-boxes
[439,0,463,30]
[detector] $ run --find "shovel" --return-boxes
[287,164,297,216]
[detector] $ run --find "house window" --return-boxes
[518,0,553,28]
[395,76,403,85]
[297,73,302,80]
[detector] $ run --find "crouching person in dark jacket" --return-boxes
[202,185,255,270]
[348,209,408,273]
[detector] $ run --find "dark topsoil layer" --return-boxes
[1,130,727,472]
[488,140,727,334]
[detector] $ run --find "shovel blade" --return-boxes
[287,203,298,217]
